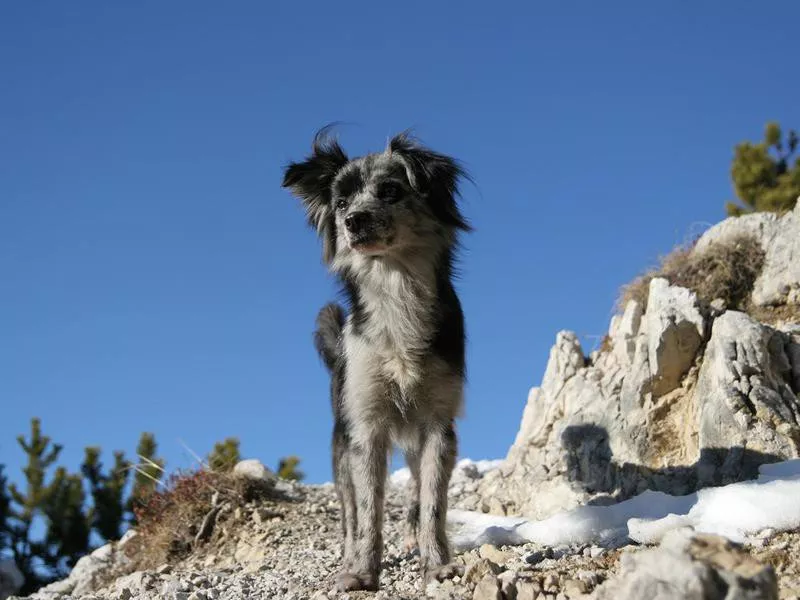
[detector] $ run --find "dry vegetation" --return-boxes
[126,469,278,569]
[618,234,766,314]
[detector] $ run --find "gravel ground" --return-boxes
[14,476,800,600]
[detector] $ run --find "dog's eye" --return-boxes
[377,182,403,202]
[335,197,348,210]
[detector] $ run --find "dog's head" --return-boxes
[282,128,470,268]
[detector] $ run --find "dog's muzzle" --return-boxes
[344,211,372,236]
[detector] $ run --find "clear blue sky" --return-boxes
[1,1,798,487]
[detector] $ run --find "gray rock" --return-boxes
[514,581,540,600]
[472,574,501,600]
[478,544,513,565]
[232,459,276,487]
[32,538,133,598]
[595,530,778,600]
[0,559,24,600]
[646,278,705,397]
[695,311,800,484]
[694,199,800,308]
[481,273,799,519]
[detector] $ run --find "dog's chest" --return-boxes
[359,271,434,393]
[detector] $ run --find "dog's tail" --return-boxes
[314,303,345,372]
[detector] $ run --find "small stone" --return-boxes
[756,527,776,539]
[710,297,727,315]
[472,573,501,600]
[118,589,133,600]
[499,570,518,600]
[562,578,588,596]
[524,550,546,565]
[232,459,276,487]
[542,573,559,592]
[157,564,173,575]
[575,570,600,587]
[515,581,539,600]
[479,544,514,565]
[589,546,605,559]
[188,592,207,600]
[488,497,507,516]
[464,559,503,588]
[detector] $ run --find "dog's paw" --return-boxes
[334,571,379,592]
[424,563,464,583]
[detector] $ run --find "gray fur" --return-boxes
[282,129,469,591]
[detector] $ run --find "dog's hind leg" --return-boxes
[334,431,388,592]
[403,450,421,553]
[418,420,461,583]
[332,422,357,571]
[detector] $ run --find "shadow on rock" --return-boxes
[561,423,784,503]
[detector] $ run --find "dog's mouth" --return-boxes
[350,239,388,254]
[349,233,390,254]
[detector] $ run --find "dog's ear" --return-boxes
[388,133,471,232]
[282,128,349,263]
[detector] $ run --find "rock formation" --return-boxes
[477,202,800,521]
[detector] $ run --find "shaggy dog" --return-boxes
[282,127,470,591]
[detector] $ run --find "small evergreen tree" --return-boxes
[42,468,90,574]
[0,465,10,552]
[727,121,800,215]
[7,418,66,591]
[207,437,241,472]
[277,456,305,481]
[127,433,164,521]
[82,447,131,541]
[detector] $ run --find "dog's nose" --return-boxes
[344,211,371,233]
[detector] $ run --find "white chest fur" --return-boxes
[346,259,435,400]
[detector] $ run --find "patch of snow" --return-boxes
[455,458,505,475]
[390,457,504,488]
[447,459,800,551]
[390,467,411,487]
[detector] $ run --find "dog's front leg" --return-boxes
[418,420,460,583]
[334,430,388,592]
[403,450,421,553]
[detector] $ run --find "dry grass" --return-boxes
[127,469,274,569]
[618,235,766,314]
[748,303,800,327]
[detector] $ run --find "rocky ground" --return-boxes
[13,468,800,600]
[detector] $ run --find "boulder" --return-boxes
[695,200,800,308]
[595,530,778,600]
[232,459,276,488]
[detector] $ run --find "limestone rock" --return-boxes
[232,459,276,488]
[31,534,135,598]
[472,573,501,600]
[695,311,800,484]
[695,200,800,308]
[478,544,513,565]
[595,530,778,600]
[485,273,799,519]
[463,559,503,588]
[646,278,705,397]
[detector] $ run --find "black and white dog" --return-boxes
[282,128,470,591]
